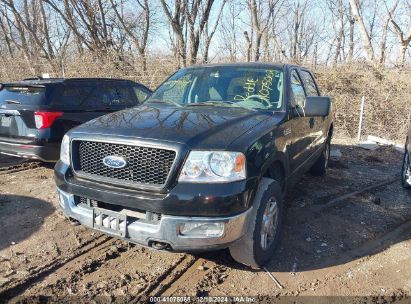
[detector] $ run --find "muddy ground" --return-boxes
[0,138,411,303]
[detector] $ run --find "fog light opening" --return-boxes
[149,241,171,250]
[179,222,224,237]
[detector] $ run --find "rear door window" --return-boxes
[88,85,136,108]
[0,86,47,105]
[53,85,94,106]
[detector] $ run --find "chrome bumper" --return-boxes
[57,188,252,251]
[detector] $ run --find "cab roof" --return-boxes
[186,62,303,70]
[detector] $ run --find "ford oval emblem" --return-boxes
[102,156,127,169]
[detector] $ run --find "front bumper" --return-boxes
[0,139,59,162]
[57,188,252,251]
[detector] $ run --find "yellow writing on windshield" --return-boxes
[234,70,276,102]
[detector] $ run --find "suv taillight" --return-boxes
[34,112,63,129]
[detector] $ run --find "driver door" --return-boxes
[287,69,314,174]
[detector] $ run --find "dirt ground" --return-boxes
[0,137,411,303]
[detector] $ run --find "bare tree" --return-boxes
[246,0,281,61]
[160,0,187,67]
[202,0,225,63]
[379,0,399,65]
[388,1,411,67]
[0,4,14,56]
[0,0,61,71]
[184,0,216,64]
[348,0,375,63]
[327,0,345,66]
[347,1,355,63]
[218,0,242,61]
[110,0,152,71]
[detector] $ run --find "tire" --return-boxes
[402,146,411,189]
[309,137,331,176]
[229,178,284,268]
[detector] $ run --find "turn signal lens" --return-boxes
[234,153,246,173]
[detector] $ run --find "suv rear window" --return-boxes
[0,86,47,105]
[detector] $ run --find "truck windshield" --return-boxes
[146,66,284,111]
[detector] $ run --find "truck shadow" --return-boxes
[199,143,411,272]
[0,194,54,251]
[0,154,28,169]
[0,154,55,170]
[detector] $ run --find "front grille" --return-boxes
[74,141,176,186]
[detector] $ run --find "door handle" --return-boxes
[309,117,315,128]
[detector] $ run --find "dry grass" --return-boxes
[0,54,409,143]
[315,65,411,142]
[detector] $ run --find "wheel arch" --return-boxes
[261,154,289,194]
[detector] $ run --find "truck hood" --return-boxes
[71,104,273,149]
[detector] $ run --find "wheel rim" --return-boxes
[260,197,279,250]
[403,150,411,185]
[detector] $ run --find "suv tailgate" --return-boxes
[0,85,47,138]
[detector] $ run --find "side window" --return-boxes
[133,86,149,103]
[86,85,135,108]
[299,70,319,96]
[53,86,94,106]
[290,70,306,108]
[106,86,134,106]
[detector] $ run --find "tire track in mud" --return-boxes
[0,162,41,175]
[284,218,411,296]
[136,252,233,301]
[0,235,113,300]
[133,254,198,302]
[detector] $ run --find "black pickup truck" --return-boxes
[55,63,334,267]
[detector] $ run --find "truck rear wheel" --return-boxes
[229,178,284,268]
[402,145,411,189]
[309,137,331,176]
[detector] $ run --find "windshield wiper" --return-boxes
[186,100,235,107]
[147,99,182,107]
[6,99,21,104]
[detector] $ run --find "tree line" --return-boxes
[0,0,410,75]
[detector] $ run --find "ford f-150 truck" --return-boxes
[55,63,334,267]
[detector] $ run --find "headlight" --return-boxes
[179,151,246,183]
[60,134,70,165]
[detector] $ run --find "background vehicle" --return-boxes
[55,63,334,267]
[402,126,411,189]
[0,78,151,161]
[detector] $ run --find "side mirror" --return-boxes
[304,96,331,117]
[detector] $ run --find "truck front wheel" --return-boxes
[229,178,284,268]
[402,144,411,189]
